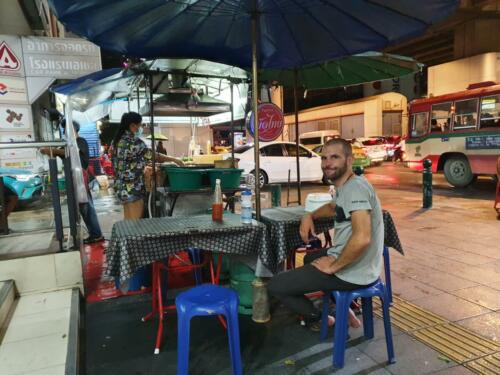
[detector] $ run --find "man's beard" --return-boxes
[323,162,348,185]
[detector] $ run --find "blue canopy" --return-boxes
[50,68,122,96]
[48,0,459,70]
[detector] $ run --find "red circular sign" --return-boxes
[247,103,284,142]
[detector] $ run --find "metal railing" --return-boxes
[0,141,80,251]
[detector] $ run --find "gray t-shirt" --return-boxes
[327,175,384,285]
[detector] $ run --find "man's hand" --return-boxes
[300,213,316,243]
[174,158,185,167]
[311,255,336,274]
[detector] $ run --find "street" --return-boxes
[282,162,497,204]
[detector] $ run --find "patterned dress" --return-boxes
[113,130,152,203]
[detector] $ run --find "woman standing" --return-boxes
[112,112,183,219]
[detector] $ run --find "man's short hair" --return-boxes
[324,138,352,158]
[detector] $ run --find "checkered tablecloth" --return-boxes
[106,213,267,284]
[259,206,403,272]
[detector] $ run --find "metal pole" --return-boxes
[63,156,79,249]
[49,157,64,251]
[423,159,433,208]
[252,7,261,220]
[136,86,140,112]
[0,177,9,235]
[230,82,235,167]
[293,69,301,205]
[149,73,157,217]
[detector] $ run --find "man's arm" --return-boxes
[39,147,65,158]
[324,209,371,274]
[299,202,335,243]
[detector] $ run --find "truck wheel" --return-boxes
[443,156,474,187]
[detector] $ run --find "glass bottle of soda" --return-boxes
[212,178,223,221]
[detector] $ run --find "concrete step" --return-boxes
[0,288,81,375]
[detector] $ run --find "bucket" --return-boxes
[207,168,243,189]
[115,264,152,291]
[164,167,206,191]
[229,261,255,315]
[212,254,230,281]
[57,177,66,191]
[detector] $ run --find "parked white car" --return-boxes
[348,137,387,165]
[225,141,324,187]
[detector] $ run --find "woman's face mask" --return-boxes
[135,125,143,138]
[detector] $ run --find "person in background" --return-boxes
[41,120,104,244]
[156,140,167,155]
[112,112,184,220]
[2,186,18,217]
[268,138,384,331]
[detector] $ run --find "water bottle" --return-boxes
[240,190,252,224]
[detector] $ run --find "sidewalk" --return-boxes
[377,188,499,344]
[3,181,498,373]
[83,184,499,374]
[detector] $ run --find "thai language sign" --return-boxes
[22,36,101,78]
[465,135,500,150]
[247,103,284,142]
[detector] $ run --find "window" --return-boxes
[480,95,500,129]
[431,102,452,132]
[260,144,284,157]
[454,98,478,129]
[234,145,252,153]
[324,135,340,143]
[300,137,321,145]
[411,112,429,137]
[284,144,310,157]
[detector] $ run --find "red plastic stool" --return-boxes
[142,250,227,354]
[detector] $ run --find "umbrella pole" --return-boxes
[148,72,157,217]
[294,69,301,205]
[252,8,260,220]
[230,82,235,167]
[136,86,140,112]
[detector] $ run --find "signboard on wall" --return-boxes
[0,35,24,77]
[22,36,101,78]
[0,76,28,104]
[0,104,32,130]
[246,103,284,142]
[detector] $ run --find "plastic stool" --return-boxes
[142,248,209,354]
[320,279,395,369]
[176,284,243,375]
[383,246,393,305]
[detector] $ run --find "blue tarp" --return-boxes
[50,68,122,96]
[48,0,459,70]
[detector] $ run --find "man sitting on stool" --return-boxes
[268,138,384,330]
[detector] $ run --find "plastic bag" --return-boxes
[65,103,88,204]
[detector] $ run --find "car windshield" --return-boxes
[233,145,253,153]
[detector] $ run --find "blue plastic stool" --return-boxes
[320,279,396,369]
[176,284,243,375]
[383,246,393,305]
